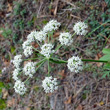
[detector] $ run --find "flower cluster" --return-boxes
[59,32,73,46]
[12,55,22,68]
[22,40,30,49]
[12,68,21,81]
[23,46,33,57]
[67,56,83,73]
[23,62,36,78]
[27,31,37,43]
[43,20,61,32]
[40,43,54,58]
[73,21,88,35]
[35,31,47,42]
[14,80,27,95]
[42,76,58,93]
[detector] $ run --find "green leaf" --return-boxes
[11,46,15,54]
[0,82,5,93]
[0,99,6,109]
[102,71,110,78]
[102,48,110,54]
[104,63,110,70]
[99,54,110,61]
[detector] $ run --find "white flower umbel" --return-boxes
[22,40,30,49]
[34,31,47,42]
[12,68,21,81]
[14,80,27,95]
[23,46,33,57]
[42,76,58,93]
[43,20,61,32]
[73,22,88,35]
[27,31,37,43]
[40,43,54,58]
[67,56,83,73]
[12,55,22,68]
[23,62,36,78]
[59,32,73,46]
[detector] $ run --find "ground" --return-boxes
[0,0,110,110]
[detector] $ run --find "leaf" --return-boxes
[99,101,104,106]
[53,32,60,38]
[58,70,66,79]
[104,63,110,69]
[99,54,110,61]
[76,105,83,110]
[0,82,5,93]
[2,88,8,99]
[7,98,15,107]
[64,97,72,104]
[102,71,110,78]
[7,3,13,12]
[0,99,6,109]
[102,48,110,54]
[11,46,15,54]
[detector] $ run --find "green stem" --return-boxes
[36,58,47,66]
[55,44,62,52]
[82,59,108,63]
[32,46,40,53]
[24,76,30,83]
[36,40,41,47]
[35,58,47,71]
[85,20,110,37]
[50,44,62,57]
[50,57,108,64]
[23,57,39,61]
[50,57,67,63]
[72,33,76,37]
[48,59,50,76]
[48,34,50,43]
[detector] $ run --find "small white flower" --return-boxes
[67,56,83,73]
[23,62,36,78]
[73,21,88,35]
[42,76,58,93]
[22,40,30,49]
[27,31,37,43]
[40,43,54,58]
[14,80,27,95]
[43,20,60,32]
[34,31,47,42]
[12,68,21,81]
[23,46,33,57]
[12,55,22,68]
[59,32,73,46]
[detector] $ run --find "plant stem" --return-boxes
[35,40,41,47]
[48,59,50,76]
[50,44,62,57]
[36,58,47,66]
[82,59,108,63]
[72,33,76,37]
[23,57,39,61]
[24,76,30,83]
[50,57,108,64]
[85,20,110,37]
[55,44,62,52]
[35,59,46,71]
[32,46,40,53]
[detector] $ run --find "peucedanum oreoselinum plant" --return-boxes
[12,20,110,95]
